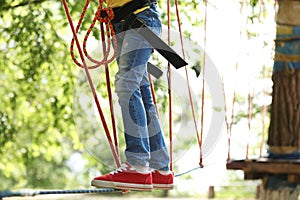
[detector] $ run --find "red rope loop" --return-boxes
[70,0,117,69]
[96,8,115,23]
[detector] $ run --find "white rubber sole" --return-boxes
[91,180,153,191]
[153,183,174,190]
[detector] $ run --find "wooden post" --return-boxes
[208,186,215,199]
[257,184,299,200]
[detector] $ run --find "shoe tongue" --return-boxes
[132,166,149,174]
[124,162,149,174]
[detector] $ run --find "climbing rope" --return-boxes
[0,3,212,200]
[0,188,122,199]
[63,0,208,175]
[61,0,121,168]
[199,0,208,168]
[167,0,173,171]
[175,0,204,168]
[166,0,207,170]
[148,74,160,118]
[100,19,120,160]
[259,65,267,158]
[166,0,209,169]
[70,0,117,68]
[246,91,254,160]
[225,0,245,162]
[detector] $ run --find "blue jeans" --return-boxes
[113,4,170,170]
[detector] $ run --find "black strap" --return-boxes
[124,14,188,69]
[101,0,157,24]
[100,0,188,69]
[147,62,163,79]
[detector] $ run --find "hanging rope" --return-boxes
[225,0,246,162]
[64,0,208,173]
[100,20,120,160]
[224,89,236,162]
[246,0,271,160]
[198,0,209,168]
[245,91,254,160]
[167,0,173,171]
[259,65,267,157]
[69,0,117,68]
[174,0,204,168]
[148,74,160,118]
[61,0,121,168]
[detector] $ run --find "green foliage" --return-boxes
[0,0,84,190]
[250,0,259,7]
[191,60,201,77]
[0,1,279,199]
[0,0,205,192]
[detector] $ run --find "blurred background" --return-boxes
[1,0,294,199]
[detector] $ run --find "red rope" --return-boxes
[224,91,236,162]
[198,1,208,168]
[69,0,117,69]
[225,0,244,162]
[148,74,160,118]
[100,19,120,163]
[174,0,203,168]
[246,92,253,160]
[61,0,121,168]
[167,0,173,172]
[259,66,267,158]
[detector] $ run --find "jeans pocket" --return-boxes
[136,7,162,36]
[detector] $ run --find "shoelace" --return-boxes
[110,163,134,175]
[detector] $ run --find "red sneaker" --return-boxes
[152,170,174,190]
[91,162,153,191]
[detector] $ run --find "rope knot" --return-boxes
[97,8,115,23]
[70,1,117,69]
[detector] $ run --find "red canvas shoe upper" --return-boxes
[152,170,174,190]
[92,162,152,185]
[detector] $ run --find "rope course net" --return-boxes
[63,0,208,174]
[0,0,212,198]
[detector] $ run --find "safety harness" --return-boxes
[102,0,188,69]
[102,0,158,24]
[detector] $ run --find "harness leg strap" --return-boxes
[147,62,163,79]
[124,14,188,69]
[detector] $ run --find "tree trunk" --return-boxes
[268,69,300,151]
[268,0,300,155]
[265,0,300,199]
